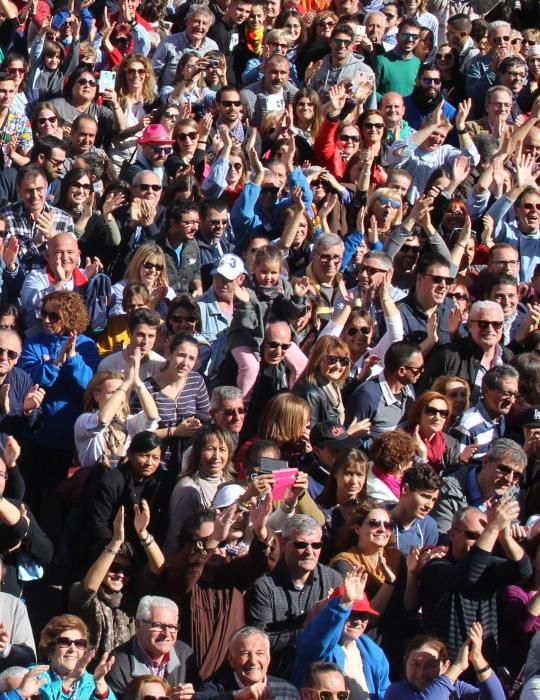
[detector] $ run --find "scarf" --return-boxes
[92,586,133,655]
[329,545,402,598]
[252,277,284,301]
[425,431,446,472]
[245,25,264,55]
[371,464,402,500]
[317,371,345,424]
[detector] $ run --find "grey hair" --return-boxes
[136,595,178,621]
[365,10,386,21]
[488,20,511,36]
[363,250,393,271]
[482,364,519,391]
[485,437,527,468]
[133,170,161,186]
[451,506,482,529]
[229,627,270,651]
[469,300,503,318]
[211,386,242,408]
[313,233,344,252]
[0,668,29,693]
[282,514,321,540]
[186,3,215,23]
[485,85,513,106]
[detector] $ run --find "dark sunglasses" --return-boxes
[38,116,57,124]
[401,32,419,40]
[221,99,241,107]
[363,122,385,130]
[163,111,179,119]
[327,355,350,367]
[42,309,61,323]
[127,68,146,76]
[0,346,19,361]
[177,131,198,141]
[150,145,172,155]
[220,407,246,417]
[447,389,467,399]
[142,261,164,272]
[77,78,97,87]
[137,183,162,192]
[404,364,424,375]
[267,341,291,350]
[340,134,360,142]
[456,528,481,540]
[229,162,243,171]
[171,314,197,323]
[436,52,452,60]
[71,181,92,191]
[333,38,352,47]
[347,326,370,336]
[359,263,387,275]
[469,319,503,330]
[424,406,449,418]
[447,291,469,301]
[421,77,441,86]
[306,691,350,700]
[142,696,169,700]
[208,219,228,227]
[109,562,133,576]
[522,202,540,212]
[401,244,421,254]
[379,196,401,209]
[260,186,279,195]
[367,518,393,531]
[292,540,323,549]
[424,273,453,285]
[56,637,88,649]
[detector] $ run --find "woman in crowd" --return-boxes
[125,676,172,700]
[291,88,322,145]
[5,53,29,115]
[201,128,248,205]
[274,9,306,86]
[151,104,180,139]
[431,375,471,426]
[366,431,417,503]
[157,295,210,366]
[57,168,101,241]
[167,117,208,180]
[30,101,64,139]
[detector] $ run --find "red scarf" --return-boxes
[425,431,446,472]
[46,267,88,287]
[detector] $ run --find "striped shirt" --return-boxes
[132,372,210,426]
[450,400,505,462]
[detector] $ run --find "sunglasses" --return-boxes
[142,261,164,272]
[424,273,453,285]
[48,156,64,167]
[71,181,92,191]
[447,389,467,399]
[379,196,401,209]
[469,319,503,330]
[38,116,57,124]
[208,219,228,227]
[401,32,419,41]
[493,35,511,43]
[364,122,385,130]
[312,179,327,187]
[229,162,243,172]
[348,613,370,624]
[8,67,25,74]
[333,38,352,47]
[436,52,452,60]
[219,407,246,417]
[292,540,323,549]
[347,326,370,336]
[142,696,169,700]
[367,518,393,532]
[404,364,424,375]
[177,131,198,141]
[359,264,386,275]
[137,183,162,191]
[447,291,469,301]
[56,637,88,649]
[524,39,537,46]
[127,68,146,76]
[0,346,19,361]
[260,186,279,195]
[424,406,449,418]
[401,244,420,254]
[340,134,360,142]
[77,78,97,87]
[522,202,540,212]
[267,341,291,350]
[109,561,133,576]
[171,314,197,323]
[163,111,179,119]
[317,20,336,27]
[306,692,350,700]
[327,355,350,367]
[150,145,172,155]
[510,37,522,44]
[421,77,441,86]
[221,99,241,107]
[495,463,521,480]
[455,528,481,540]
[269,41,289,48]
[42,309,61,323]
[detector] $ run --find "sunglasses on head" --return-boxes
[267,340,291,350]
[379,196,401,209]
[142,261,163,272]
[367,518,392,531]
[292,540,323,549]
[327,355,350,367]
[77,78,96,87]
[469,319,503,330]
[42,309,61,323]
[177,131,198,141]
[424,405,449,418]
[56,637,88,649]
[109,561,133,576]
[347,326,370,337]
[171,314,197,323]
[0,346,19,361]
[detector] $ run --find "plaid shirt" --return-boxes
[1,202,75,274]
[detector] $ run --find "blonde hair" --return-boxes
[367,187,403,226]
[125,243,170,288]
[83,371,125,412]
[259,393,310,446]
[116,54,157,106]
[302,336,351,386]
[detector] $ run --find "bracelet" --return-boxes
[167,425,172,439]
[475,664,490,675]
[384,577,396,585]
[140,534,154,547]
[456,128,467,134]
[116,387,128,393]
[134,383,144,392]
[104,544,120,555]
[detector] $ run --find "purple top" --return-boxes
[384,673,505,699]
[500,584,540,674]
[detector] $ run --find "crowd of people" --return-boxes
[0,0,539,697]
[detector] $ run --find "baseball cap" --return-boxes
[529,45,540,60]
[213,484,246,509]
[138,124,175,145]
[332,586,379,616]
[310,420,360,450]
[519,406,540,429]
[211,253,247,280]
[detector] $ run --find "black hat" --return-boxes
[519,406,540,430]
[310,420,361,450]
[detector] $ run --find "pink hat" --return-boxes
[138,124,175,145]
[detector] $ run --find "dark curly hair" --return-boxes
[334,498,393,552]
[42,290,89,334]
[369,430,417,475]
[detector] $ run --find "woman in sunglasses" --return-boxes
[360,187,403,246]
[30,101,64,139]
[69,503,164,660]
[32,614,114,700]
[431,374,471,425]
[156,295,209,366]
[435,44,463,104]
[162,52,215,115]
[109,243,175,319]
[406,391,464,473]
[125,675,172,700]
[167,117,207,181]
[201,127,248,207]
[4,53,30,116]
[365,431,417,503]
[57,168,100,240]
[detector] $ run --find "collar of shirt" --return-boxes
[379,372,412,405]
[134,638,171,672]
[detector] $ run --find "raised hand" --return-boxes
[134,498,151,536]
[4,435,21,467]
[456,98,472,131]
[85,255,103,279]
[481,214,495,246]
[2,236,19,272]
[16,666,49,699]
[93,651,115,685]
[452,154,470,184]
[112,506,125,546]
[103,190,126,218]
[234,284,250,303]
[342,565,368,603]
[293,275,311,297]
[23,384,45,414]
[327,83,347,115]
[413,425,429,461]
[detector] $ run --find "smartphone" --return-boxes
[259,457,289,473]
[99,70,116,93]
[355,24,366,36]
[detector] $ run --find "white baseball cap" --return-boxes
[211,253,247,280]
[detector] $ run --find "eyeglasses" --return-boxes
[229,162,243,172]
[171,314,197,323]
[436,52,452,60]
[109,562,133,576]
[56,637,88,649]
[8,67,25,74]
[492,259,519,266]
[447,389,467,399]
[424,273,453,285]
[404,364,424,375]
[359,263,386,275]
[364,122,385,130]
[495,463,522,481]
[510,37,522,45]
[469,319,503,330]
[327,355,350,367]
[140,620,179,633]
[339,134,360,142]
[317,20,336,27]
[42,309,61,323]
[306,691,350,700]
[163,111,179,119]
[378,196,401,209]
[421,76,441,86]
[47,156,64,167]
[71,181,92,191]
[208,219,228,227]
[493,35,511,43]
[76,78,97,87]
[266,341,291,350]
[177,131,198,141]
[316,252,342,263]
[424,405,449,418]
[522,202,540,212]
[142,261,164,272]
[221,99,241,107]
[455,528,482,540]
[292,540,323,550]
[137,183,162,192]
[401,244,420,254]
[260,186,279,195]
[218,407,246,417]
[0,346,19,361]
[446,291,469,301]
[367,518,393,532]
[127,68,146,76]
[269,41,289,48]
[347,326,370,336]
[38,116,57,124]
[505,70,526,79]
[150,145,172,155]
[333,38,352,47]
[401,32,419,41]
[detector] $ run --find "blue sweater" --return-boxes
[294,597,390,699]
[384,673,505,699]
[1,670,117,700]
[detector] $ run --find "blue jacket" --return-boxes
[19,331,99,447]
[1,670,117,700]
[293,597,390,699]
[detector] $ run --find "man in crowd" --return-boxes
[155,201,202,296]
[241,54,298,126]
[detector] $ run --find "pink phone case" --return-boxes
[271,468,298,501]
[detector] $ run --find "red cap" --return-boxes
[332,586,379,616]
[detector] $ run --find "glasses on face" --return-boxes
[455,528,481,540]
[446,291,469,301]
[71,181,92,192]
[424,273,453,285]
[347,326,371,336]
[229,162,243,172]
[38,116,57,125]
[447,389,467,399]
[77,78,97,87]
[47,156,64,167]
[327,355,350,367]
[469,319,503,330]
[56,637,88,650]
[401,32,419,41]
[177,131,198,141]
[522,202,540,212]
[269,41,289,49]
[364,122,385,130]
[171,314,197,324]
[142,261,164,272]
[404,364,424,375]
[339,133,360,142]
[0,346,19,361]
[260,185,279,196]
[401,244,421,254]
[267,341,291,350]
[141,620,179,633]
[142,696,169,700]
[524,39,537,46]
[333,38,352,47]
[495,463,521,481]
[359,263,386,275]
[292,540,323,550]
[424,405,449,418]
[348,613,370,625]
[510,37,522,45]
[422,76,441,86]
[127,68,146,76]
[109,561,133,576]
[367,518,393,532]
[208,218,228,227]
[505,70,526,79]
[493,35,510,43]
[307,691,350,700]
[219,407,246,417]
[436,52,452,60]
[378,196,401,209]
[317,20,336,28]
[221,99,241,107]
[8,67,25,74]
[42,309,61,323]
[316,252,342,264]
[137,183,162,192]
[163,111,179,119]
[492,259,519,267]
[150,145,172,155]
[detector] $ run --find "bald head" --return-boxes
[524,126,540,161]
[47,233,80,279]
[381,92,405,126]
